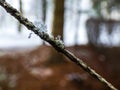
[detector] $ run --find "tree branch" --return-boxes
[0,0,118,90]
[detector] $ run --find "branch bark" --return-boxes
[0,0,118,90]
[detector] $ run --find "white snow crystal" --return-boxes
[34,21,47,33]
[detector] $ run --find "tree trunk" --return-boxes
[18,0,23,32]
[52,0,64,40]
[42,0,46,23]
[42,0,47,45]
[46,0,65,65]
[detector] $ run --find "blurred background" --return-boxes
[0,0,120,90]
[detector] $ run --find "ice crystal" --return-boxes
[55,35,64,49]
[34,21,47,33]
[33,21,48,38]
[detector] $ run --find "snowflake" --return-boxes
[34,21,47,33]
[32,21,48,38]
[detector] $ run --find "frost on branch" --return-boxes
[31,21,65,49]
[34,21,47,33]
[33,21,48,39]
[55,35,64,49]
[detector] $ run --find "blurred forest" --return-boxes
[0,0,120,90]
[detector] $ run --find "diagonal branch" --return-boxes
[0,0,118,90]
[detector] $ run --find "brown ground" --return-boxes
[0,45,119,90]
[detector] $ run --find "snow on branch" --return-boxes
[0,0,118,90]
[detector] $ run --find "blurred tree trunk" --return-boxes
[86,18,100,47]
[47,0,65,65]
[74,0,81,45]
[86,19,115,47]
[42,0,47,45]
[18,0,23,32]
[42,0,46,23]
[52,0,64,40]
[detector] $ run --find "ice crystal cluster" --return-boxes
[33,21,48,38]
[55,35,64,49]
[32,21,65,49]
[34,21,47,33]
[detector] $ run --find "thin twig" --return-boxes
[0,0,118,90]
